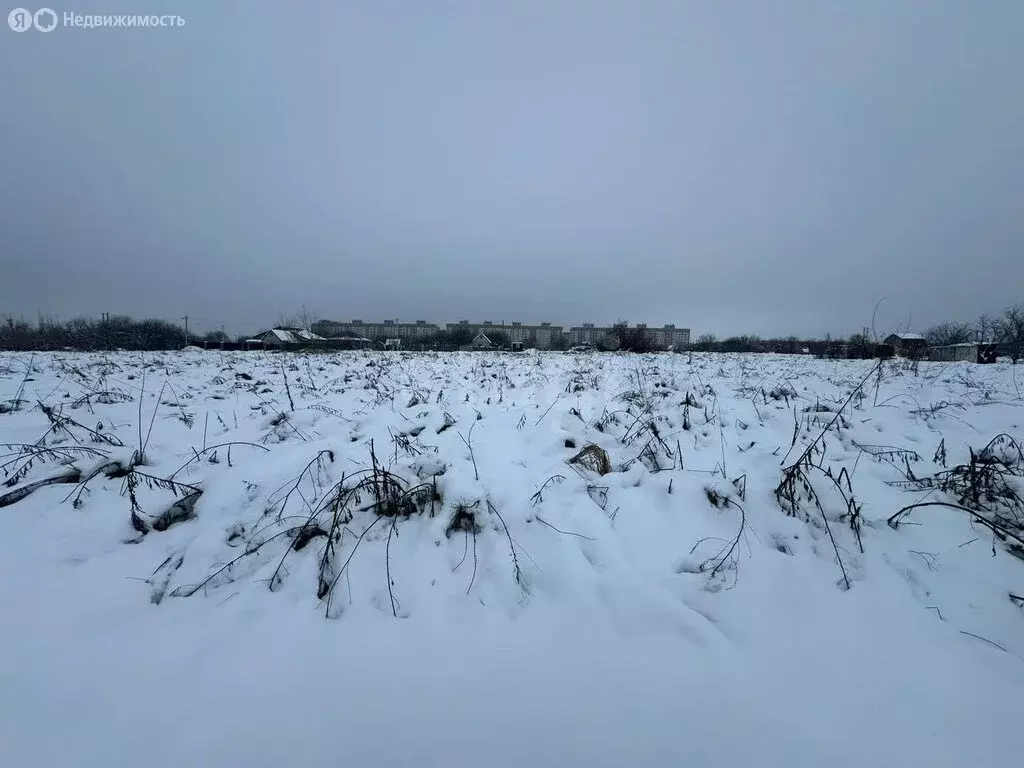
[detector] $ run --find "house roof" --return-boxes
[256,328,326,344]
[471,332,493,345]
[890,333,925,341]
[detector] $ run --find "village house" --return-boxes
[883,333,929,358]
[244,328,327,350]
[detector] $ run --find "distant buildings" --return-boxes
[314,319,439,344]
[311,318,691,351]
[451,320,563,349]
[232,323,996,362]
[567,323,690,350]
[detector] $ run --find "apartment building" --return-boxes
[567,323,691,349]
[567,323,604,346]
[315,319,441,343]
[653,324,691,349]
[451,320,565,349]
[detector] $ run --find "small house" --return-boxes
[883,333,928,358]
[470,332,494,349]
[244,328,326,350]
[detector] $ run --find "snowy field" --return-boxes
[2,349,1023,767]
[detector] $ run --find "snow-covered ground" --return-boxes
[2,349,1022,767]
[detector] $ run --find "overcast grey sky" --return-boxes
[1,1,1021,338]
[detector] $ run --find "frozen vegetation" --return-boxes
[1,349,1023,767]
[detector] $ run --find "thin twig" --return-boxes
[459,421,479,482]
[386,518,398,617]
[534,515,595,540]
[466,529,478,595]
[323,515,384,617]
[958,630,1008,654]
[487,500,521,585]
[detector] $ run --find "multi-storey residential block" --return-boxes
[653,324,691,349]
[449,320,565,349]
[568,323,690,350]
[315,319,441,343]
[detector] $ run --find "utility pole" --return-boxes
[183,315,189,346]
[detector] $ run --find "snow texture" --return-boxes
[1,349,1023,767]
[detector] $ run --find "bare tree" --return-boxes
[976,313,996,344]
[611,321,655,352]
[596,331,621,352]
[925,322,973,347]
[298,305,319,334]
[276,306,320,333]
[847,332,872,358]
[995,305,1024,363]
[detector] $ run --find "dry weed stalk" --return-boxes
[888,433,1024,561]
[774,361,880,589]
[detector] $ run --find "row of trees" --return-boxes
[922,306,1024,362]
[691,304,1024,362]
[690,335,842,357]
[0,314,230,351]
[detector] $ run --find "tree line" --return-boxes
[920,306,1023,359]
[691,304,1024,362]
[0,314,229,351]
